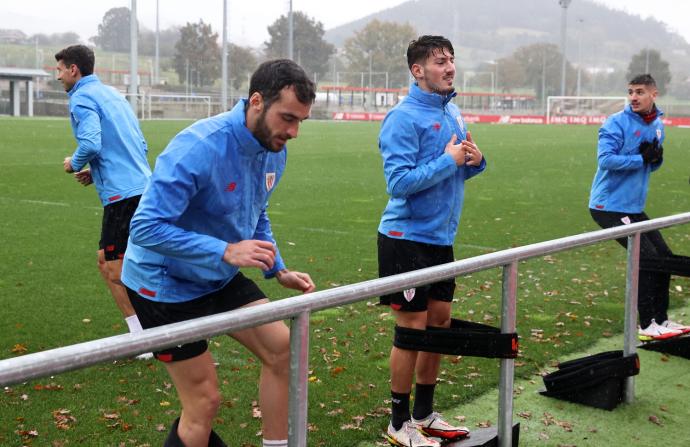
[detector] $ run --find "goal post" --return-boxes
[546,96,628,125]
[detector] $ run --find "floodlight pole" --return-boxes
[221,0,228,111]
[129,0,138,113]
[154,0,159,85]
[559,0,572,96]
[576,18,583,97]
[288,0,294,60]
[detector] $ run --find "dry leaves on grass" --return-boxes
[648,415,663,426]
[52,409,77,430]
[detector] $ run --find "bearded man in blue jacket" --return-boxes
[589,74,690,342]
[122,60,316,447]
[56,45,152,354]
[377,35,485,447]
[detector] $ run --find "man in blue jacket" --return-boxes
[122,59,316,447]
[589,74,690,341]
[56,45,152,353]
[378,35,485,447]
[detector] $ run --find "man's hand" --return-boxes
[444,134,466,166]
[223,240,276,270]
[639,138,662,164]
[461,131,483,167]
[63,156,75,173]
[74,169,93,186]
[276,269,316,293]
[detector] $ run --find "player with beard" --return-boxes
[377,35,486,447]
[121,59,316,447]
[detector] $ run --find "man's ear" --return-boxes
[249,92,263,111]
[410,63,423,81]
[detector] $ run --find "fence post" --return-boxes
[623,232,641,403]
[288,311,311,446]
[498,261,518,447]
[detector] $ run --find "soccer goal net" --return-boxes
[123,92,213,120]
[546,96,628,125]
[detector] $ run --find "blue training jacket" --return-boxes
[378,83,486,246]
[589,104,664,213]
[67,75,151,206]
[121,100,287,303]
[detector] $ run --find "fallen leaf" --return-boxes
[648,415,663,426]
[11,344,28,354]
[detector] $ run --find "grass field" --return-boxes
[1,116,689,446]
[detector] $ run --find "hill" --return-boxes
[324,0,690,72]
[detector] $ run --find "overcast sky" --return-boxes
[2,0,689,48]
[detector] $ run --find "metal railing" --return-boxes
[1,212,689,446]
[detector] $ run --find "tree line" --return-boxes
[82,6,673,96]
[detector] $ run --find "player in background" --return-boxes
[589,73,690,341]
[56,44,152,358]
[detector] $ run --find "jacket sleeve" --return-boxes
[379,112,457,198]
[597,119,644,171]
[252,204,286,278]
[128,145,227,271]
[464,156,487,180]
[70,101,102,171]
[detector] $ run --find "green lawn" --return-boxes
[0,117,689,446]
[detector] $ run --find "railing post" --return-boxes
[288,311,311,446]
[623,232,641,403]
[498,261,518,447]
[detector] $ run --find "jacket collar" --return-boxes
[229,99,270,156]
[624,103,664,122]
[67,74,99,97]
[408,82,457,107]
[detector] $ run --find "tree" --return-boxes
[91,7,131,52]
[264,11,335,79]
[626,49,671,95]
[504,43,577,101]
[228,44,258,90]
[173,20,221,88]
[139,27,180,58]
[341,20,417,89]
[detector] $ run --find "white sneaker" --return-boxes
[385,421,440,447]
[412,411,470,441]
[136,352,154,360]
[639,319,682,341]
[661,320,690,335]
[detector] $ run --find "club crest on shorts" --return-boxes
[265,172,276,191]
[403,288,416,302]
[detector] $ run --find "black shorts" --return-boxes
[377,232,455,312]
[99,195,141,261]
[126,272,266,362]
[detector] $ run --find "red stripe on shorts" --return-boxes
[388,230,404,237]
[108,195,122,202]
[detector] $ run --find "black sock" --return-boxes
[412,383,436,420]
[391,391,411,430]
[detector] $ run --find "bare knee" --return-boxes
[427,314,451,328]
[262,336,290,374]
[185,386,222,424]
[106,262,122,284]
